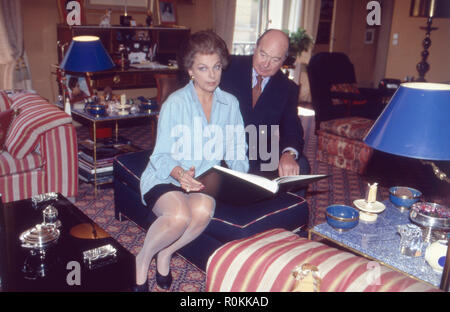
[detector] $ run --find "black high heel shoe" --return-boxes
[155,257,172,290]
[132,277,149,292]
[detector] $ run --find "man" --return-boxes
[220,29,310,178]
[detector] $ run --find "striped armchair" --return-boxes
[0,91,78,203]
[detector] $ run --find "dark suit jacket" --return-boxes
[220,55,305,174]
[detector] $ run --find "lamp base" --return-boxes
[421,160,450,184]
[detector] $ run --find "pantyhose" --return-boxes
[135,191,215,285]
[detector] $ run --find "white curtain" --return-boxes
[213,0,237,53]
[0,0,32,90]
[279,0,321,101]
[297,0,321,102]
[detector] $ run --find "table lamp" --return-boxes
[363,82,450,291]
[59,35,114,104]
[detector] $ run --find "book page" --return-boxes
[274,174,328,184]
[212,166,278,193]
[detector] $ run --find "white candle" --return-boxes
[367,183,378,203]
[429,0,436,17]
[120,94,126,106]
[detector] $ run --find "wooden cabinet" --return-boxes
[57,24,190,90]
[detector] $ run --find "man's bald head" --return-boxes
[256,29,290,54]
[253,29,290,78]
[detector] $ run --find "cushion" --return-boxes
[5,95,72,159]
[10,93,49,110]
[0,109,14,150]
[0,91,12,112]
[206,228,440,292]
[0,150,43,176]
[205,194,308,243]
[319,117,374,140]
[330,83,367,106]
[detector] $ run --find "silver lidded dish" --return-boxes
[410,202,450,242]
[20,223,60,251]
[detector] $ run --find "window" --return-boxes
[232,0,303,55]
[232,0,262,55]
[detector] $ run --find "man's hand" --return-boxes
[278,152,300,177]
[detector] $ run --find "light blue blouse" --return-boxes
[140,80,249,203]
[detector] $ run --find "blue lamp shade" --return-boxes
[60,36,114,72]
[364,82,450,161]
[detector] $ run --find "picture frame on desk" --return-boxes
[58,70,92,104]
[157,0,177,25]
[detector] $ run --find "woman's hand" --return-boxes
[173,166,204,192]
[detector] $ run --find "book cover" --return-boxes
[197,166,329,205]
[78,168,113,181]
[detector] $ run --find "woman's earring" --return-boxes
[190,75,194,81]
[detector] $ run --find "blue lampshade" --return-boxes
[364,82,450,161]
[60,36,114,72]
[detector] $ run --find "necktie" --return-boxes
[252,75,263,108]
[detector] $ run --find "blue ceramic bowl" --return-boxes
[389,186,422,211]
[326,205,359,232]
[86,104,106,116]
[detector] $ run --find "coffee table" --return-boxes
[309,201,442,288]
[0,194,135,291]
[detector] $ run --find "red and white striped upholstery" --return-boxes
[206,229,439,292]
[0,151,43,176]
[0,91,11,111]
[0,92,78,203]
[6,94,72,159]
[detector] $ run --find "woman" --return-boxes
[135,30,249,291]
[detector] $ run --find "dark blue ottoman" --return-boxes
[114,150,309,270]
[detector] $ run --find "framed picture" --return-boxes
[57,0,86,24]
[158,0,177,25]
[85,0,149,12]
[58,71,92,104]
[364,29,375,44]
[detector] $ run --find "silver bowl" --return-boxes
[410,202,450,242]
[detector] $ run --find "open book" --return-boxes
[197,165,329,205]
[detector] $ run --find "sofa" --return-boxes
[113,150,310,270]
[206,228,440,292]
[0,91,78,203]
